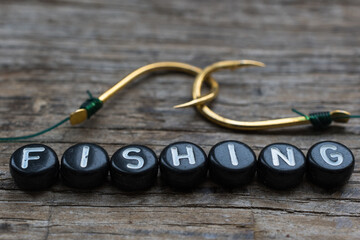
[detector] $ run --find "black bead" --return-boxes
[258,143,306,189]
[307,141,355,188]
[209,140,256,187]
[159,142,207,189]
[10,144,59,190]
[61,143,109,189]
[110,145,158,191]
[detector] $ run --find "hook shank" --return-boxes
[70,62,219,125]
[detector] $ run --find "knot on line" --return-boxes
[308,112,332,129]
[80,90,103,119]
[292,108,332,129]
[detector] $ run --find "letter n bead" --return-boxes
[307,141,355,188]
[10,144,59,190]
[159,142,207,189]
[257,143,306,189]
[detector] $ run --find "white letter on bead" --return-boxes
[320,144,343,166]
[171,146,196,166]
[270,147,296,167]
[227,144,239,166]
[122,147,144,169]
[21,147,45,169]
[80,146,90,168]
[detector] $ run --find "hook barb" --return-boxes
[176,60,265,109]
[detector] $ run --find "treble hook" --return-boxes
[176,60,353,130]
[69,62,219,125]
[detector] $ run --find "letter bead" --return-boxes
[10,144,59,190]
[159,142,207,189]
[61,143,109,189]
[258,143,306,189]
[110,145,158,191]
[208,140,256,187]
[307,141,355,188]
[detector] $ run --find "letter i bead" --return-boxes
[110,145,158,191]
[208,140,256,187]
[307,141,355,188]
[159,142,207,189]
[257,143,306,189]
[10,144,59,190]
[61,143,109,189]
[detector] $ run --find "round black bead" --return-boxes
[307,141,354,188]
[258,143,306,189]
[209,140,256,187]
[10,144,59,190]
[61,143,109,189]
[159,142,207,189]
[110,145,158,191]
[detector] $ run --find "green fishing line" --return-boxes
[0,117,70,141]
[0,90,102,142]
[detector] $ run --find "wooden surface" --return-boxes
[1,0,360,239]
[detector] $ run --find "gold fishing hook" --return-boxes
[69,62,219,125]
[176,60,352,130]
[1,60,355,142]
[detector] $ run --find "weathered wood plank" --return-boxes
[1,0,360,239]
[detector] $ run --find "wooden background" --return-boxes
[0,0,360,239]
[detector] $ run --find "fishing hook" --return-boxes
[176,60,353,130]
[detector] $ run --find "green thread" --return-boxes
[80,90,103,119]
[309,111,333,129]
[292,108,360,129]
[0,117,70,141]
[292,108,333,129]
[291,108,310,120]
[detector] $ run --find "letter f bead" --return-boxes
[10,144,59,190]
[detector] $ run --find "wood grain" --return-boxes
[1,0,360,239]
